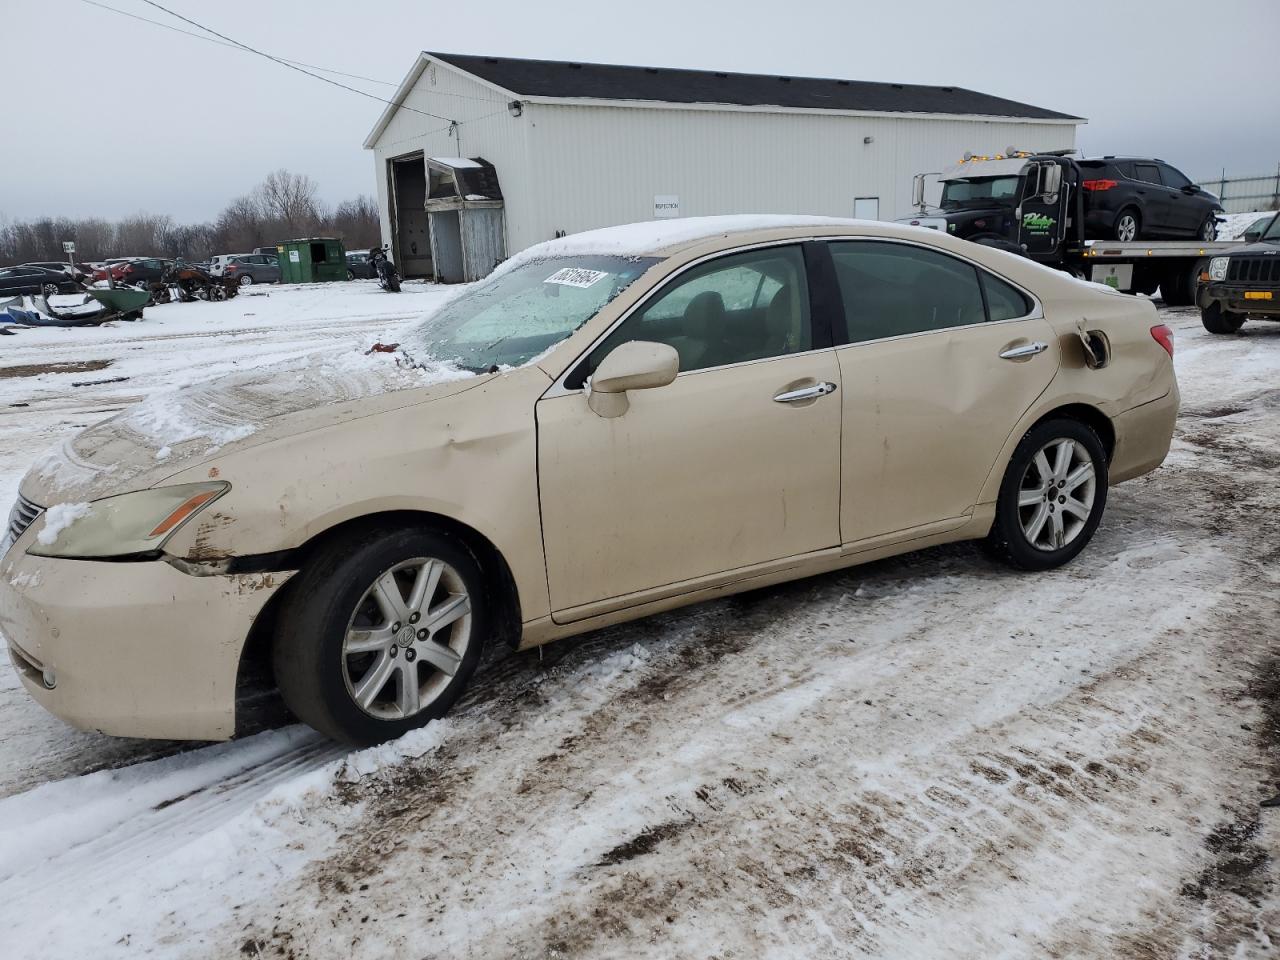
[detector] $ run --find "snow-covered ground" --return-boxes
[0,283,1277,958]
[1218,209,1275,240]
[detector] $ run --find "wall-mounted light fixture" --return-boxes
[864,136,874,145]
[508,100,524,118]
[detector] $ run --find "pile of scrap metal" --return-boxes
[157,261,240,303]
[0,287,150,333]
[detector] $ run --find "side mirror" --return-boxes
[1244,230,1262,243]
[586,341,679,418]
[911,174,926,210]
[1040,164,1062,199]
[1182,184,1198,195]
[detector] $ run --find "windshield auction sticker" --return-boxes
[545,268,607,288]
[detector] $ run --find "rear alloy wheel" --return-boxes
[1198,216,1218,241]
[273,526,488,744]
[1113,209,1141,242]
[40,282,59,297]
[1201,300,1245,334]
[987,418,1109,571]
[238,274,253,286]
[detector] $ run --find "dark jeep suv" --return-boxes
[1198,212,1280,334]
[1078,157,1222,242]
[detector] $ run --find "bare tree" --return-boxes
[328,195,381,250]
[1,168,381,264]
[214,193,268,253]
[115,213,174,256]
[255,169,321,237]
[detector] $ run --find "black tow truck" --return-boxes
[900,150,1238,305]
[1197,211,1280,334]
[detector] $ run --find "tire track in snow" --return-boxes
[0,728,346,916]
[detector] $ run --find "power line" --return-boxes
[135,0,457,124]
[74,0,397,87]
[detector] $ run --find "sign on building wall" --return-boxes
[653,195,681,219]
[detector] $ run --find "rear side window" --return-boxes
[1133,162,1162,185]
[981,273,1033,321]
[828,241,986,343]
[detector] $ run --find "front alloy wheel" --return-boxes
[342,558,472,720]
[273,525,488,744]
[988,418,1109,570]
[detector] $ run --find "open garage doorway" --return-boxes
[387,153,432,278]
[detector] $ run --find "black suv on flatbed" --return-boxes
[1078,157,1223,242]
[1199,212,1280,333]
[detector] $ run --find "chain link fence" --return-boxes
[1195,166,1280,213]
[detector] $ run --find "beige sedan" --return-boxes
[0,217,1179,744]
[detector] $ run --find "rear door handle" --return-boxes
[774,381,838,403]
[999,341,1049,360]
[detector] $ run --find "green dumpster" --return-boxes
[276,238,347,283]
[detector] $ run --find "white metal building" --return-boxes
[364,52,1083,281]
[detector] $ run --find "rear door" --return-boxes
[1018,161,1066,260]
[824,240,1059,544]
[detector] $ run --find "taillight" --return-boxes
[1150,324,1174,358]
[226,264,238,271]
[1083,179,1118,191]
[121,264,133,274]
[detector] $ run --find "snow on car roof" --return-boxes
[500,215,865,273]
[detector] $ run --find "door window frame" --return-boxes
[818,237,1043,349]
[555,240,839,393]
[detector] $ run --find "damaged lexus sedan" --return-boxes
[0,216,1179,745]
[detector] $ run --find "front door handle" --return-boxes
[999,341,1049,361]
[773,381,838,403]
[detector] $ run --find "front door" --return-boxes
[1132,161,1174,233]
[824,240,1059,543]
[537,244,843,618]
[1019,162,1066,260]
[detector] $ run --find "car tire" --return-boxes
[1198,216,1218,241]
[986,418,1109,572]
[238,274,253,286]
[347,270,356,281]
[1160,263,1199,307]
[1113,209,1141,242]
[1201,300,1245,334]
[40,283,59,297]
[272,524,488,746]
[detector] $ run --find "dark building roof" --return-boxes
[427,52,1082,122]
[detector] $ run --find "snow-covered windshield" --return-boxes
[402,255,659,373]
[940,176,1022,208]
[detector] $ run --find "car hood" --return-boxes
[20,350,486,506]
[1226,240,1280,257]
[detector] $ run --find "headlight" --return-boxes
[1209,257,1229,282]
[27,482,228,559]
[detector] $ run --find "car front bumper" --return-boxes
[1197,282,1280,316]
[0,548,291,741]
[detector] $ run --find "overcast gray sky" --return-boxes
[3,0,1277,223]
